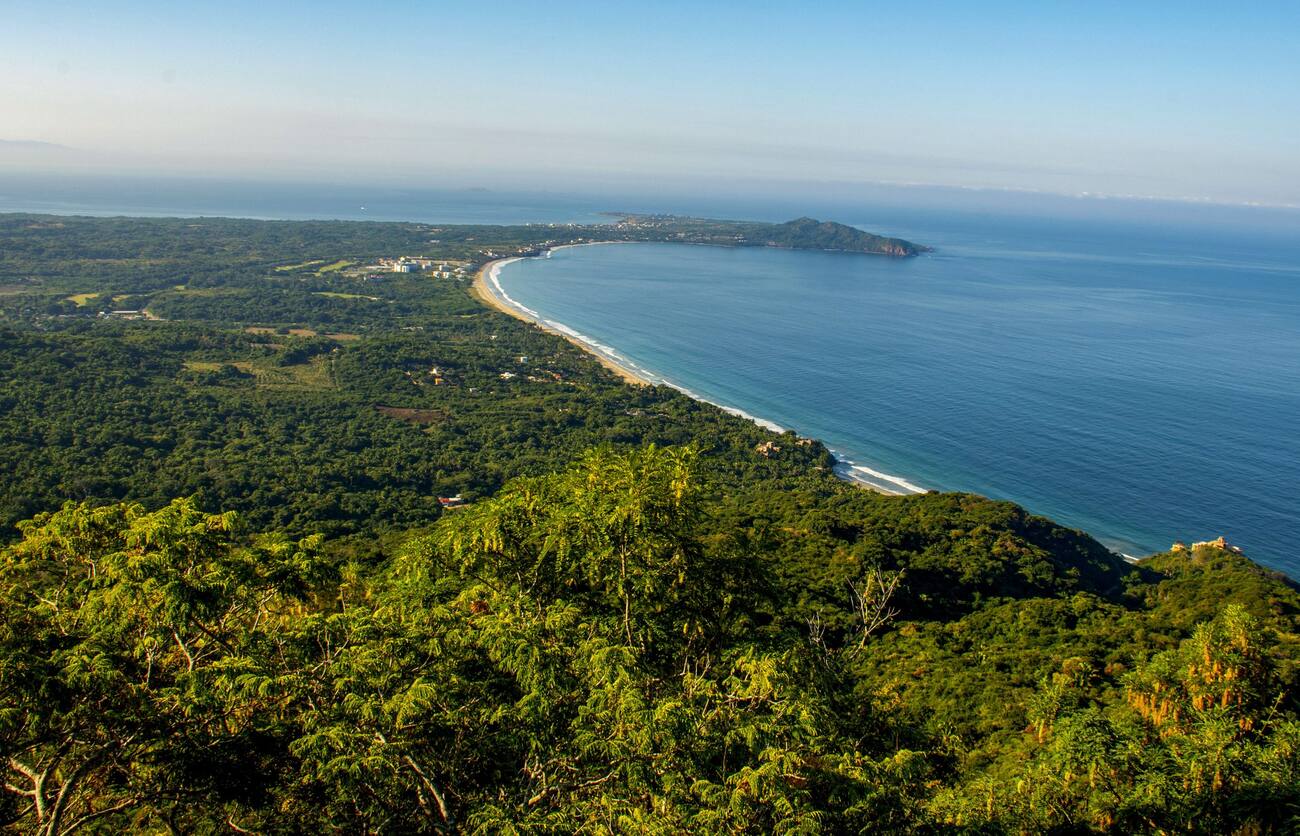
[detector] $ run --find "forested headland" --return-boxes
[1,213,1296,833]
[609,215,928,256]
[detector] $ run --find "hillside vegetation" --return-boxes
[3,451,1297,832]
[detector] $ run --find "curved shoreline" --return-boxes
[474,246,1171,556]
[472,245,921,496]
[472,246,655,386]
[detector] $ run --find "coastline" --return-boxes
[472,245,912,496]
[471,246,1181,557]
[472,249,654,387]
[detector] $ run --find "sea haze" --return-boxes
[0,173,612,226]
[497,215,1300,575]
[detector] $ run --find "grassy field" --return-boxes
[274,260,325,272]
[315,260,354,273]
[252,356,335,389]
[312,291,379,301]
[242,327,359,341]
[183,360,255,373]
[184,356,335,390]
[65,292,98,306]
[165,287,230,297]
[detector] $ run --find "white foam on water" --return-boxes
[828,448,928,495]
[845,462,928,494]
[682,390,787,434]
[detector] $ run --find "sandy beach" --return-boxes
[472,252,654,386]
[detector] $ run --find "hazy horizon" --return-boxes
[5,169,1300,240]
[5,1,1299,209]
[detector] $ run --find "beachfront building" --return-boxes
[375,256,443,273]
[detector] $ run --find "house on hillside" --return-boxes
[1192,536,1243,554]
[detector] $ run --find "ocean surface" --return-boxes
[0,173,613,226]
[495,216,1300,574]
[5,173,1298,574]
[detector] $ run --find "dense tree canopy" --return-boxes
[3,448,1297,833]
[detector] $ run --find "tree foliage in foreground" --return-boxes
[2,447,1298,833]
[934,605,1300,832]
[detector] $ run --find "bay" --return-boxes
[496,216,1300,574]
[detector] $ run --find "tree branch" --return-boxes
[171,627,196,672]
[848,568,904,648]
[56,796,137,836]
[401,755,452,825]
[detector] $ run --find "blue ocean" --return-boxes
[495,208,1300,574]
[4,173,1298,574]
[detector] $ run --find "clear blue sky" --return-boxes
[4,0,1298,205]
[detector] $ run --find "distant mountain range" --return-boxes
[0,139,70,150]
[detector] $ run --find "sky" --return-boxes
[3,0,1299,207]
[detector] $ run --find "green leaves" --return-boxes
[2,451,1298,832]
[951,606,1300,833]
[0,497,327,833]
[431,445,707,651]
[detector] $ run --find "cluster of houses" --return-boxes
[371,257,466,279]
[403,365,449,387]
[755,437,814,458]
[1170,536,1244,555]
